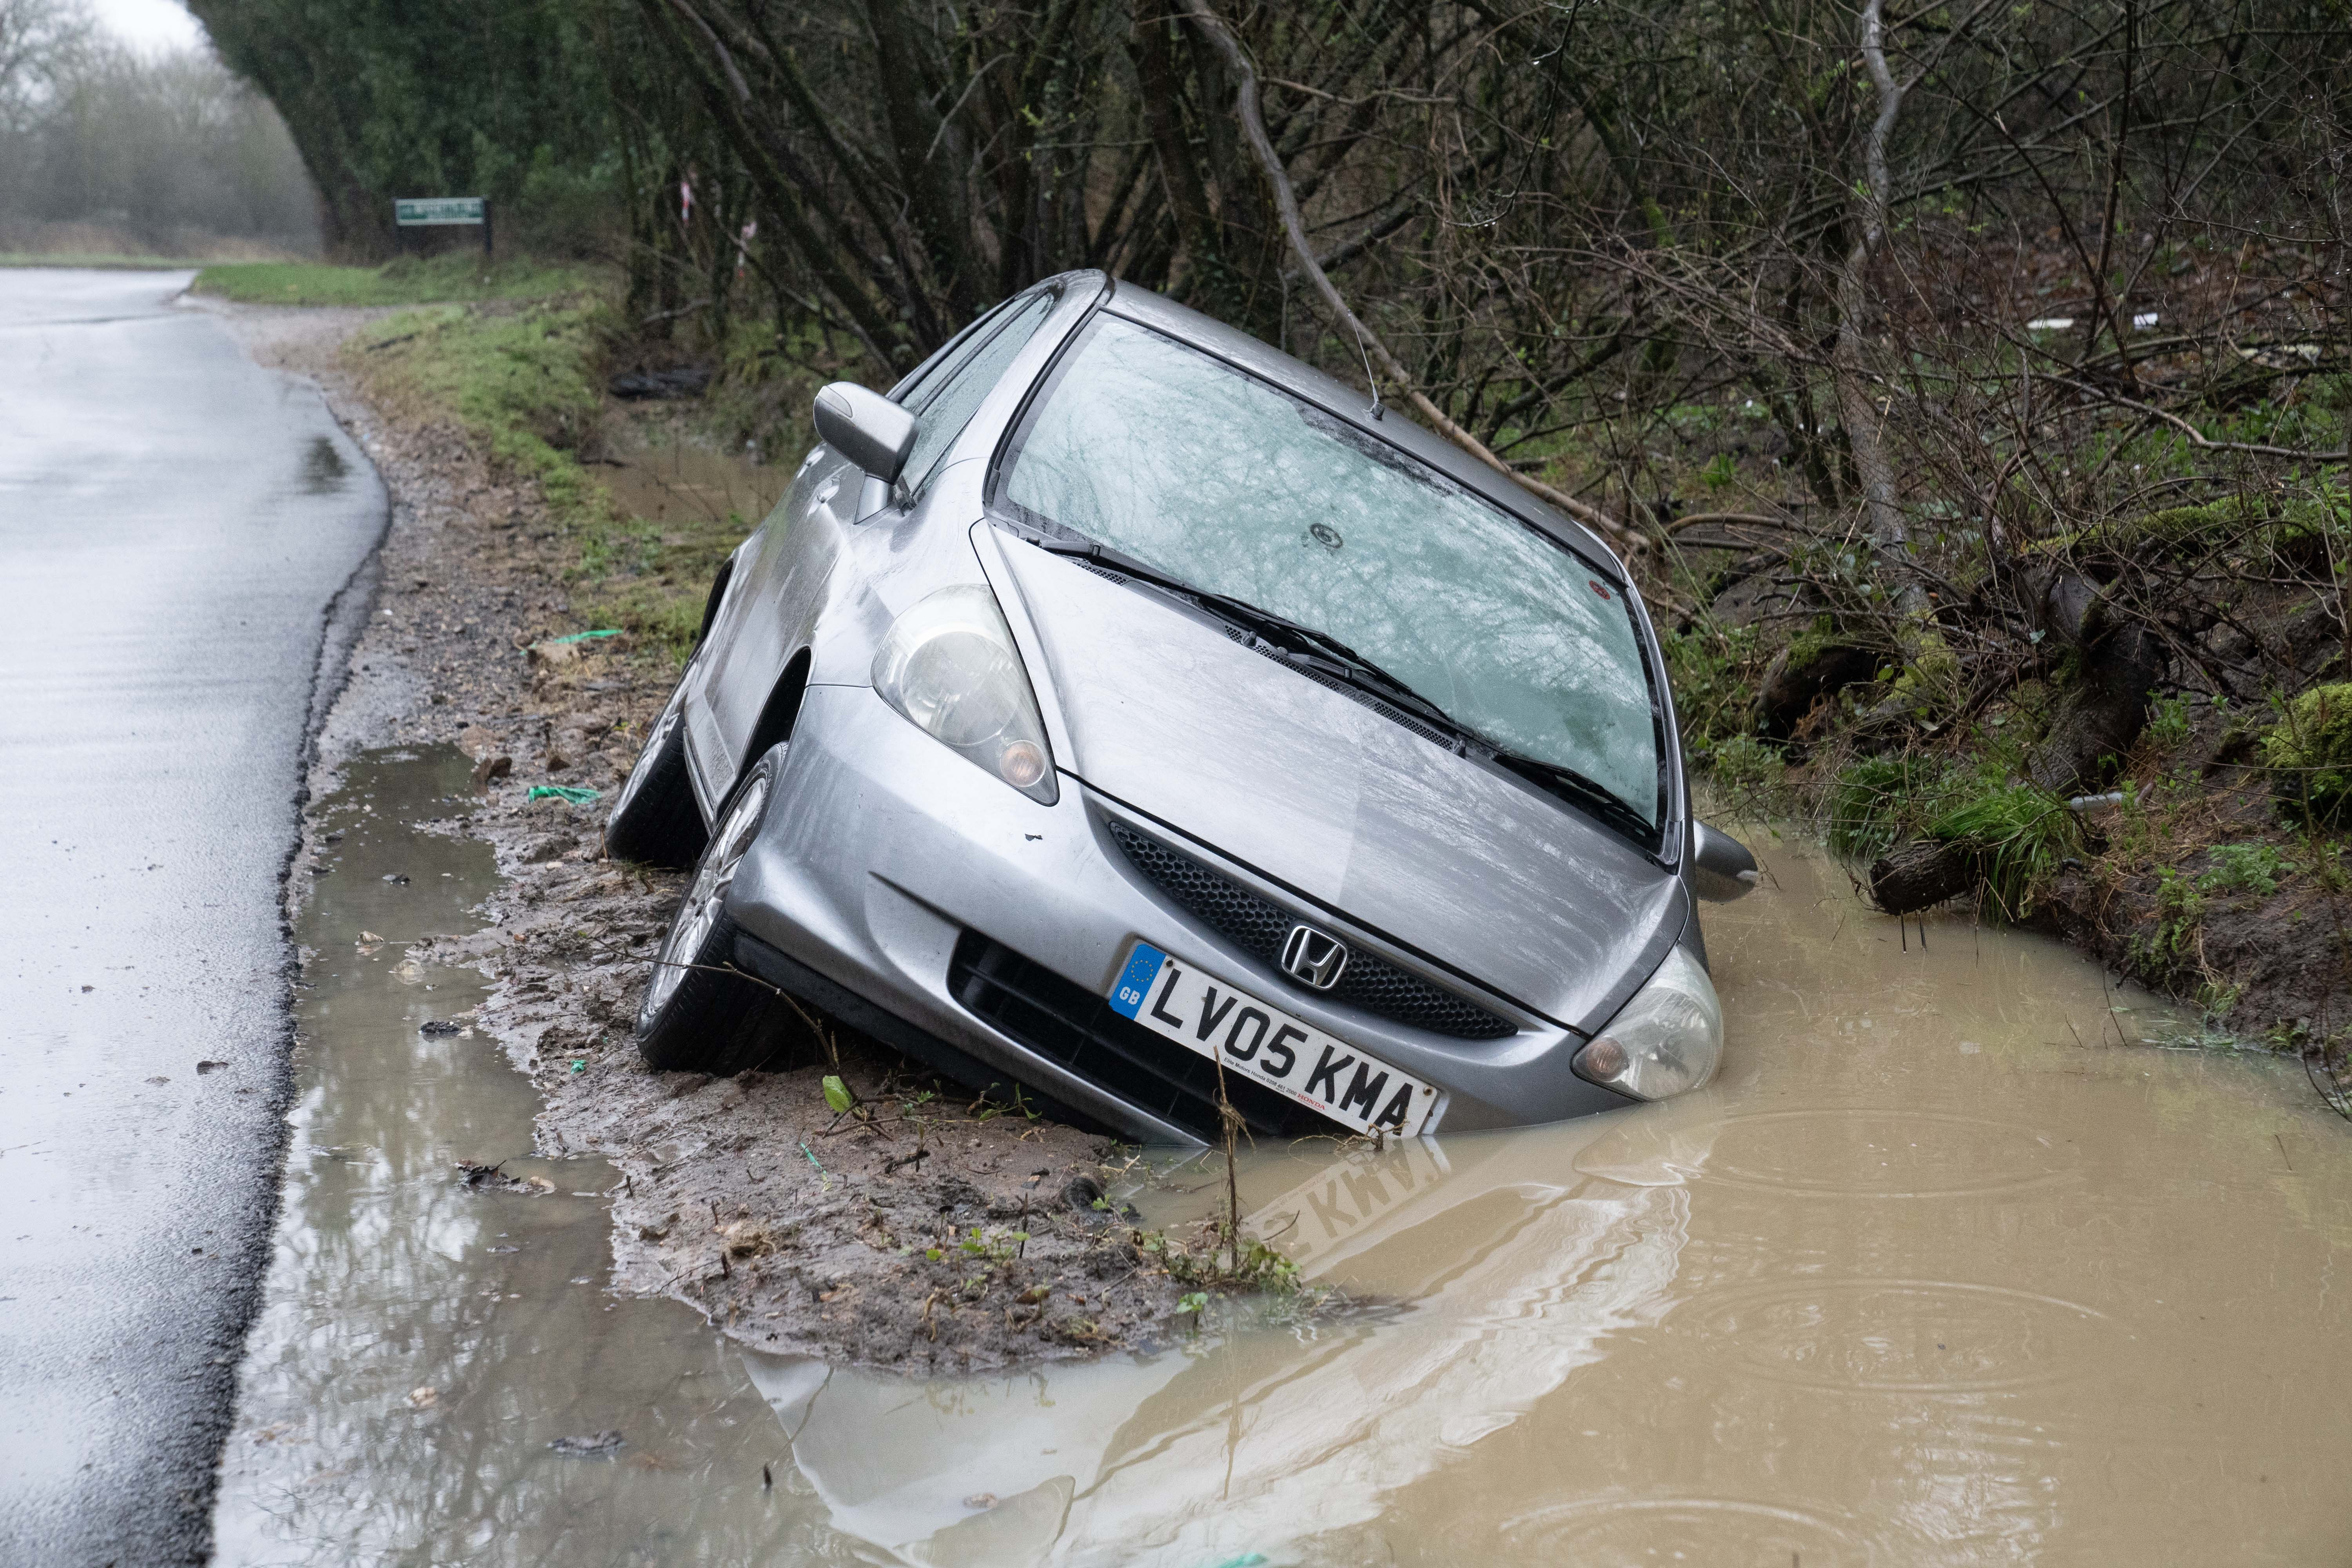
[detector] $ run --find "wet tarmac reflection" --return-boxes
[215,759,2352,1566]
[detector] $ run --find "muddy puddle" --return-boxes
[217,754,2352,1565]
[599,424,788,534]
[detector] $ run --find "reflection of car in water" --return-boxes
[607,269,1758,1145]
[745,1109,1721,1566]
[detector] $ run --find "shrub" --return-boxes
[2263,683,2352,825]
[1827,755,1940,861]
[1664,622,1763,746]
[1704,733,1786,793]
[2200,842,2293,898]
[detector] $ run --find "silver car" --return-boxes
[606,270,1757,1145]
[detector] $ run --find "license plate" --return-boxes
[1108,941,1441,1137]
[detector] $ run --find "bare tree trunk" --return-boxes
[1832,0,1922,610]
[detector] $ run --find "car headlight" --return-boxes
[1572,946,1722,1100]
[871,584,1058,804]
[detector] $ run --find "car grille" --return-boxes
[947,932,1328,1142]
[1102,818,1518,1041]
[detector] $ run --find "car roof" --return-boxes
[1092,276,1627,583]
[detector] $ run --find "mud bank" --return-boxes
[238,305,1207,1370]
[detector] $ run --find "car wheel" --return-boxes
[605,666,708,869]
[635,746,800,1076]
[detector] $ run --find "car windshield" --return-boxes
[996,313,1662,828]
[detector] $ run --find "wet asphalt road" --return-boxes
[0,271,385,1564]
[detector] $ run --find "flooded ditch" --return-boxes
[215,750,2352,1565]
[597,421,791,536]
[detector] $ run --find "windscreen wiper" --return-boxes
[1036,539,1463,733]
[1036,537,1656,847]
[1487,750,1656,845]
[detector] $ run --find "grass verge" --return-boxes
[195,254,601,308]
[349,283,759,661]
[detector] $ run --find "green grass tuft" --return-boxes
[2262,681,2352,825]
[1827,755,1942,861]
[1927,783,2082,920]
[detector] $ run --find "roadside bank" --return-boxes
[228,292,1223,1370]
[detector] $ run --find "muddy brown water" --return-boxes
[597,425,789,535]
[214,753,2352,1565]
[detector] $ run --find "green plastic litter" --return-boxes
[570,1059,586,1074]
[544,629,623,644]
[527,785,601,804]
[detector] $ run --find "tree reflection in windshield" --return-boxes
[999,315,1659,824]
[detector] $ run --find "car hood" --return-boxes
[991,538,1686,1034]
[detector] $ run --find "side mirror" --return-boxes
[812,382,917,487]
[1690,821,1760,902]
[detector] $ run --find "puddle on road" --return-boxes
[299,434,350,494]
[216,756,2352,1565]
[212,749,802,1564]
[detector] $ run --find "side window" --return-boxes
[890,296,1018,410]
[898,290,1057,492]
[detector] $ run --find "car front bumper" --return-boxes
[722,684,1641,1145]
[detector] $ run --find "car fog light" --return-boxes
[1572,947,1722,1101]
[872,584,1059,804]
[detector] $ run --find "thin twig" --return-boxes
[2037,372,2350,461]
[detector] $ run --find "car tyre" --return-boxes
[636,746,799,1076]
[605,667,708,869]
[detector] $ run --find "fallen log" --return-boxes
[2025,624,2166,796]
[1866,837,1977,914]
[1757,638,1878,739]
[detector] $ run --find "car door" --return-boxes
[679,288,1061,811]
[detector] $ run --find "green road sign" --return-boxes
[394,196,486,227]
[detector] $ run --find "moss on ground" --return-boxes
[2025,477,2348,563]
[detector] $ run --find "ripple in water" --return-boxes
[1677,1277,2107,1393]
[1701,1109,2079,1199]
[1500,1494,1903,1566]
